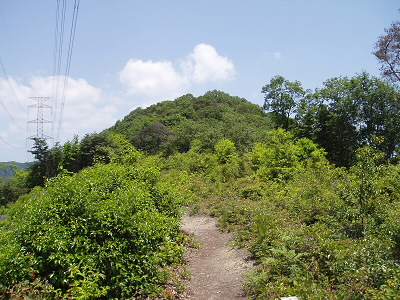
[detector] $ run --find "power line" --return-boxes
[0,12,27,151]
[0,58,25,130]
[52,0,67,131]
[0,57,26,113]
[0,135,25,149]
[56,0,80,141]
[0,96,23,130]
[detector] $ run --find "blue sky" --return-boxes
[0,0,399,162]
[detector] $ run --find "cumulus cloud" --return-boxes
[183,43,236,84]
[119,43,236,102]
[47,77,116,140]
[119,59,190,101]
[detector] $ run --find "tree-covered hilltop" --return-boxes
[109,90,274,155]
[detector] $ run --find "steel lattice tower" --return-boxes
[27,97,53,141]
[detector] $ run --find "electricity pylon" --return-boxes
[27,97,53,141]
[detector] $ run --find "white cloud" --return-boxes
[119,43,236,103]
[26,76,111,140]
[184,43,236,84]
[119,59,190,102]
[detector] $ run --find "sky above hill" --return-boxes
[0,1,399,162]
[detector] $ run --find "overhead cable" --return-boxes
[0,97,23,130]
[56,0,80,142]
[52,0,67,131]
[0,135,24,149]
[0,58,26,113]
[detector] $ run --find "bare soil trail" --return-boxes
[181,214,254,300]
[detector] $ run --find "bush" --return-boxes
[0,162,186,299]
[250,129,327,181]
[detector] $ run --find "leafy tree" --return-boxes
[373,20,400,83]
[295,73,400,167]
[166,119,224,154]
[46,143,64,179]
[80,132,113,167]
[350,143,386,237]
[262,75,305,130]
[26,138,51,187]
[0,163,20,178]
[319,76,360,167]
[0,163,29,206]
[29,138,49,162]
[131,123,175,154]
[250,129,327,181]
[62,135,81,173]
[294,91,323,140]
[350,72,400,159]
[214,139,237,164]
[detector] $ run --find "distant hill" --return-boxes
[0,162,31,178]
[108,90,273,155]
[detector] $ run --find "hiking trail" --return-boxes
[181,214,254,300]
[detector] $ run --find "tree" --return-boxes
[350,143,385,237]
[29,138,49,162]
[295,73,400,167]
[26,138,50,187]
[80,132,112,167]
[350,72,400,159]
[131,123,176,154]
[320,76,361,167]
[295,90,323,140]
[373,20,400,83]
[214,139,237,164]
[250,129,327,181]
[62,136,81,173]
[262,75,305,130]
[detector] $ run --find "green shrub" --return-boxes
[0,162,185,299]
[250,129,327,181]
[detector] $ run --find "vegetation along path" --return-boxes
[181,214,254,300]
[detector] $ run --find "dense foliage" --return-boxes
[110,90,274,155]
[184,134,400,299]
[263,72,400,167]
[0,163,28,206]
[26,132,139,188]
[0,160,192,299]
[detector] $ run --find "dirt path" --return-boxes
[181,214,253,300]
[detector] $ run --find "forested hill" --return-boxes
[108,90,273,155]
[0,162,30,178]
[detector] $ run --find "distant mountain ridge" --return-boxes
[0,162,31,177]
